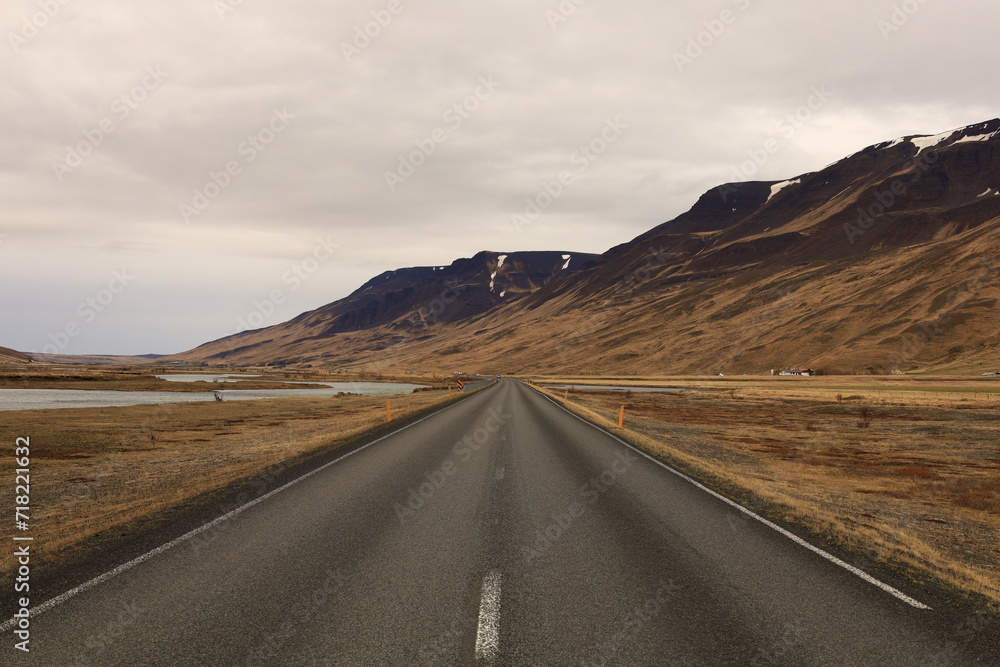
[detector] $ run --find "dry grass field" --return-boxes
[1,387,453,577]
[534,377,1000,606]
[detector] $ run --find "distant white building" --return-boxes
[778,368,815,376]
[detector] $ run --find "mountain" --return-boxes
[177,250,600,367]
[174,120,1000,375]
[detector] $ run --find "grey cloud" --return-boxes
[1,0,997,353]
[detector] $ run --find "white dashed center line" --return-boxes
[475,570,501,663]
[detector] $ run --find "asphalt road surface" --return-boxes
[4,379,998,665]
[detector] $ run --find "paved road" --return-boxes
[5,380,998,665]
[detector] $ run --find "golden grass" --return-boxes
[531,374,1000,402]
[1,389,452,574]
[535,382,1000,606]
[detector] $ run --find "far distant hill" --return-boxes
[28,353,166,366]
[0,346,31,364]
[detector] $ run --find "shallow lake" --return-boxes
[154,374,264,382]
[0,382,427,412]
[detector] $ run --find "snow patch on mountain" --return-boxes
[910,130,956,152]
[767,179,800,203]
[955,130,1000,145]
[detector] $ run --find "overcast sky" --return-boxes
[2,0,998,355]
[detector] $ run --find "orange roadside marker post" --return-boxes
[618,405,625,428]
[386,399,393,422]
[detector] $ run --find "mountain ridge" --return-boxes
[171,119,1000,374]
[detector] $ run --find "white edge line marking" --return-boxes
[475,570,501,662]
[534,388,932,611]
[0,393,487,633]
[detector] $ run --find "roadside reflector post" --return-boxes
[618,405,625,429]
[386,399,393,422]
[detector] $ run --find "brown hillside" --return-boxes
[171,120,1000,375]
[0,346,31,364]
